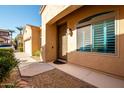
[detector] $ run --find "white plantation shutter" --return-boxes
[83,26,91,51]
[77,25,91,51]
[77,27,83,51]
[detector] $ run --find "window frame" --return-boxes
[76,12,117,55]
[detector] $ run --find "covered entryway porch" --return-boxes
[41,6,81,62]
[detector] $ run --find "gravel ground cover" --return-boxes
[22,68,96,88]
[0,68,96,88]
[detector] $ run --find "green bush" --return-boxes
[0,49,18,82]
[18,47,23,52]
[0,48,14,54]
[33,50,41,57]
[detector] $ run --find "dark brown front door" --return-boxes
[57,23,67,60]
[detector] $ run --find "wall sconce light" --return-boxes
[68,28,73,36]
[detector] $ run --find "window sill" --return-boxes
[76,50,119,58]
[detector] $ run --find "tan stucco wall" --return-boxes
[41,5,70,24]
[41,5,69,61]
[41,5,124,77]
[31,26,41,55]
[41,5,82,61]
[65,6,124,77]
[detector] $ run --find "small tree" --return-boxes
[16,26,24,52]
[8,30,15,44]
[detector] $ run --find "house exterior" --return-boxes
[0,29,10,44]
[23,24,41,56]
[40,5,124,77]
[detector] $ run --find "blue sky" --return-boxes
[0,5,41,38]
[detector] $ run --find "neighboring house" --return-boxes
[0,29,10,44]
[23,24,41,56]
[40,5,124,77]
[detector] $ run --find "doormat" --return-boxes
[53,60,66,64]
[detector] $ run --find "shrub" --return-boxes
[0,49,18,82]
[0,48,14,54]
[18,47,23,52]
[33,50,41,57]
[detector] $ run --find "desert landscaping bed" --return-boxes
[22,68,96,88]
[0,68,20,88]
[0,67,96,88]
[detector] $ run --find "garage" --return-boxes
[24,40,32,56]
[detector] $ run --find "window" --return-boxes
[77,12,116,54]
[92,19,115,53]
